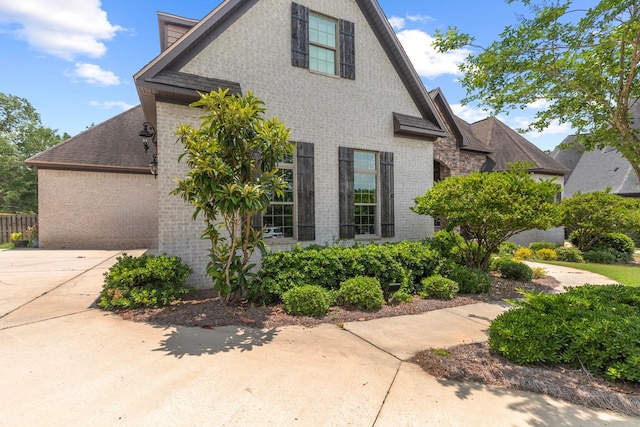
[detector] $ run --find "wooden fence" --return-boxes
[0,214,38,244]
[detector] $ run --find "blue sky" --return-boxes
[0,0,572,151]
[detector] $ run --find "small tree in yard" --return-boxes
[173,89,294,300]
[559,189,640,251]
[413,163,561,271]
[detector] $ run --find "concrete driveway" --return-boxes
[0,249,635,426]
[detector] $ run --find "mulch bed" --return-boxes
[116,273,640,418]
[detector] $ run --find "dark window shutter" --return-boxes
[339,147,355,239]
[296,142,315,241]
[339,19,355,79]
[291,3,309,68]
[380,151,394,238]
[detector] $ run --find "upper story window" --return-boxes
[309,14,337,74]
[291,2,355,79]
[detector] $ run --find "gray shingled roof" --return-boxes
[470,117,570,175]
[549,135,584,181]
[25,105,152,174]
[562,146,640,197]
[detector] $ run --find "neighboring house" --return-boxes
[430,89,570,245]
[551,137,640,199]
[132,0,449,284]
[25,106,158,249]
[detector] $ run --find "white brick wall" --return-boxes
[156,0,436,285]
[38,169,158,249]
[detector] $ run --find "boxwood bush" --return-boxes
[534,248,557,260]
[494,259,533,281]
[419,275,459,299]
[282,285,335,317]
[489,285,640,382]
[555,246,584,263]
[338,276,385,310]
[446,265,492,294]
[99,253,193,310]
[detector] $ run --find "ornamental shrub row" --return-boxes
[489,285,640,382]
[259,241,442,301]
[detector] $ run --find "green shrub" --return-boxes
[534,248,557,260]
[529,241,560,252]
[447,265,492,294]
[338,276,385,310]
[419,275,459,299]
[583,249,618,264]
[513,247,533,261]
[496,241,518,257]
[259,241,442,301]
[489,285,640,382]
[99,253,193,310]
[555,246,584,263]
[496,260,533,281]
[282,285,334,317]
[425,231,465,264]
[593,233,635,263]
[389,288,414,304]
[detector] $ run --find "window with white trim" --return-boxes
[354,151,377,235]
[309,14,337,74]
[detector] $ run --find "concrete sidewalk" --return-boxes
[0,249,636,426]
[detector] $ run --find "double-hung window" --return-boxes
[258,142,316,242]
[309,14,337,75]
[354,151,377,235]
[264,155,294,239]
[291,3,355,79]
[339,147,394,239]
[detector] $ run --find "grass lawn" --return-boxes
[0,242,13,249]
[542,260,640,287]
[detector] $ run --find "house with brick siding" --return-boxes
[132,0,454,284]
[27,0,569,285]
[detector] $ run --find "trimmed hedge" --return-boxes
[447,265,492,294]
[494,259,533,281]
[489,285,640,382]
[419,275,459,299]
[259,241,442,300]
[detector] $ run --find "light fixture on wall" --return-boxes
[138,122,158,178]
[138,122,157,153]
[149,154,158,177]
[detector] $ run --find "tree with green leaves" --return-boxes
[0,92,66,212]
[412,163,561,271]
[434,0,640,182]
[173,89,294,300]
[559,188,640,250]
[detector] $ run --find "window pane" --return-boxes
[310,45,335,74]
[309,15,336,48]
[354,173,376,204]
[355,205,375,235]
[355,151,376,171]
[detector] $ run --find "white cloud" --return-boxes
[451,104,489,123]
[395,29,470,79]
[406,14,434,25]
[388,16,406,31]
[68,63,120,86]
[527,98,551,109]
[89,100,135,111]
[522,120,572,139]
[0,0,122,60]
